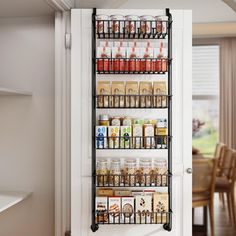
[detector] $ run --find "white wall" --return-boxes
[0,16,55,236]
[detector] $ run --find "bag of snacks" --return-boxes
[97,81,110,108]
[111,81,125,107]
[125,81,139,107]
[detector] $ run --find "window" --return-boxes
[192,45,220,157]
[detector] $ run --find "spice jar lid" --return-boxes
[95,15,110,20]
[125,15,140,20]
[110,15,125,20]
[99,114,109,120]
[155,15,168,21]
[140,15,155,20]
[154,158,167,163]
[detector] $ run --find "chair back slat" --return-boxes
[220,148,235,178]
[214,143,226,167]
[193,159,218,194]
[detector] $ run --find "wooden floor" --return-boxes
[193,194,236,236]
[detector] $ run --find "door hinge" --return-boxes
[65,230,71,236]
[65,33,71,49]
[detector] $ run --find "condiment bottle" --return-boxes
[99,114,110,126]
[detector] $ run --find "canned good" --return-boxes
[99,114,110,126]
[155,16,168,34]
[125,15,140,33]
[140,15,155,34]
[97,159,108,186]
[96,15,109,33]
[110,15,125,33]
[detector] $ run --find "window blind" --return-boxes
[193,45,220,97]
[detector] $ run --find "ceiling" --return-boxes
[0,0,54,18]
[0,0,235,22]
[77,0,236,23]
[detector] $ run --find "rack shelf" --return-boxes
[96,94,170,109]
[96,173,171,187]
[96,20,170,39]
[91,8,173,232]
[96,135,169,150]
[96,211,171,225]
[0,87,32,96]
[0,191,32,213]
[96,58,169,74]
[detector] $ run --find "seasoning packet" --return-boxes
[139,82,152,107]
[125,81,139,107]
[97,81,110,108]
[111,81,125,107]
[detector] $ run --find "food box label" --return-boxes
[109,197,121,223]
[96,197,108,223]
[120,126,132,148]
[96,126,107,149]
[135,195,152,223]
[121,197,134,223]
[108,126,120,149]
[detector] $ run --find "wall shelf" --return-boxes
[0,87,32,96]
[0,191,32,213]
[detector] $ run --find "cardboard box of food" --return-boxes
[153,192,169,223]
[108,126,120,149]
[96,197,108,223]
[95,126,107,149]
[132,124,143,149]
[135,195,152,223]
[109,197,121,223]
[97,188,113,197]
[121,197,135,223]
[120,126,132,148]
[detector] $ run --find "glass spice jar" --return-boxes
[139,159,152,186]
[99,114,110,126]
[109,159,121,186]
[97,159,108,186]
[153,158,167,186]
[124,159,137,186]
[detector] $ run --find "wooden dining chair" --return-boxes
[215,148,236,224]
[192,158,218,236]
[214,143,227,170]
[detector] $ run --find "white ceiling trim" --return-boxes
[223,0,236,12]
[46,0,74,11]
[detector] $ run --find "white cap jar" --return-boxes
[139,159,152,186]
[125,15,140,34]
[96,159,108,186]
[109,159,121,186]
[140,15,155,34]
[96,15,109,33]
[124,159,137,186]
[153,158,167,186]
[110,15,125,33]
[155,16,168,34]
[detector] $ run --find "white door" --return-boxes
[71,9,192,236]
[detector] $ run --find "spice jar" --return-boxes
[110,15,125,33]
[155,16,168,34]
[99,114,110,126]
[96,15,109,33]
[124,159,137,186]
[125,15,140,34]
[97,159,109,186]
[140,15,155,34]
[153,159,167,186]
[109,159,121,186]
[139,159,152,186]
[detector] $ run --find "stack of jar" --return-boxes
[96,14,168,34]
[96,158,168,187]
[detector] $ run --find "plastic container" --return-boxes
[97,159,109,186]
[153,158,167,186]
[139,159,152,186]
[109,159,122,186]
[124,159,137,186]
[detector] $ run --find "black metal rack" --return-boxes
[91,8,172,233]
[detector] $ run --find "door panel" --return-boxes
[71,9,192,236]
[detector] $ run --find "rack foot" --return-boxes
[163,223,172,231]
[91,224,99,232]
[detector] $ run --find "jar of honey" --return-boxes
[99,114,110,126]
